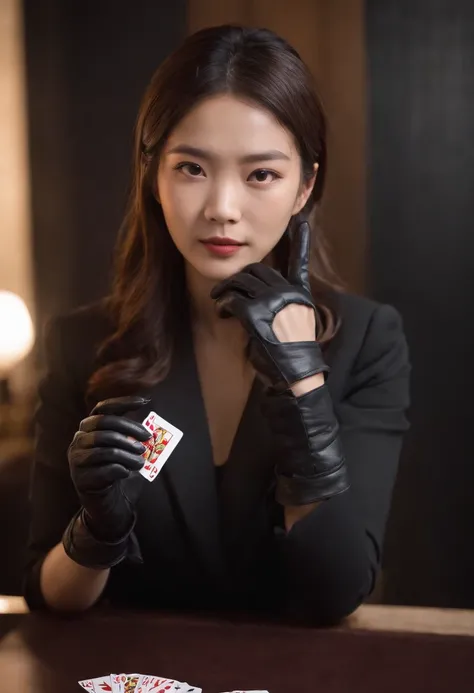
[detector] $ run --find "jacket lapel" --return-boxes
[144,327,225,585]
[133,311,278,589]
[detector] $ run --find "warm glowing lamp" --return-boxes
[0,291,35,404]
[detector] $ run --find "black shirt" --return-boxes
[24,291,410,624]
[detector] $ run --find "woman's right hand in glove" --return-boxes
[63,395,152,568]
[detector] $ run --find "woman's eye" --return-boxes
[175,162,204,177]
[249,169,281,183]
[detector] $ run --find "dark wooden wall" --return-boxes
[367,0,474,607]
[23,0,187,340]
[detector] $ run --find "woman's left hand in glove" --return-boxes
[210,221,329,393]
[210,221,349,506]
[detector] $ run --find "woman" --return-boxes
[24,25,410,624]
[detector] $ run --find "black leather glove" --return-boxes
[210,222,329,392]
[63,395,152,569]
[211,221,349,505]
[262,386,348,505]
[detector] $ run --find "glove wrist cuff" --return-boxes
[62,509,142,569]
[275,463,349,506]
[253,339,330,392]
[262,385,350,505]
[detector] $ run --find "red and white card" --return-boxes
[139,411,183,482]
[78,674,269,693]
[138,676,201,692]
[79,674,202,693]
[78,674,113,692]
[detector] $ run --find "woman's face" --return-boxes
[157,94,316,283]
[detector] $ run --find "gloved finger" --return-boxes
[79,414,152,442]
[287,221,311,293]
[75,446,145,472]
[75,462,132,491]
[210,273,262,300]
[90,396,150,417]
[214,290,249,320]
[72,430,147,455]
[241,263,288,287]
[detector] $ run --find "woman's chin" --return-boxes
[191,256,253,282]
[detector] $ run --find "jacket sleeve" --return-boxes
[275,303,410,624]
[23,317,86,610]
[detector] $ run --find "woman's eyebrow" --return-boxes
[166,144,291,163]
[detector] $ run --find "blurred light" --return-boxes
[0,596,29,613]
[0,290,34,373]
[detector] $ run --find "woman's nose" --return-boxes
[204,183,242,224]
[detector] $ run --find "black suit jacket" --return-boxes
[24,291,410,624]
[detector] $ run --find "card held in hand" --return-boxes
[139,411,183,482]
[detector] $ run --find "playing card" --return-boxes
[111,673,127,693]
[78,675,113,692]
[123,674,142,693]
[169,683,202,693]
[139,411,183,482]
[137,676,172,692]
[136,676,201,693]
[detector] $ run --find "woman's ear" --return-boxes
[292,162,319,215]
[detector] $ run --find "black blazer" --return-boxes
[24,291,410,624]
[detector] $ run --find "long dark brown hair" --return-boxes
[88,25,343,402]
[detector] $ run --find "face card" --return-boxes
[139,411,183,482]
[78,675,113,692]
[123,674,142,693]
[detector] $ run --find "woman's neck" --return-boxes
[185,263,247,347]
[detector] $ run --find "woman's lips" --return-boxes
[200,238,245,257]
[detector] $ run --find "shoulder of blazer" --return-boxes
[333,291,382,324]
[325,290,406,370]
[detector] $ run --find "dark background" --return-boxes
[23,0,187,337]
[19,0,474,607]
[367,0,474,607]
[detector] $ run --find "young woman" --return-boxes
[24,25,410,624]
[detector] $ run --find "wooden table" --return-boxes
[0,599,473,692]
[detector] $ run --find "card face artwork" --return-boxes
[111,674,126,693]
[139,411,183,482]
[137,677,201,692]
[123,674,141,693]
[78,675,113,692]
[79,672,263,693]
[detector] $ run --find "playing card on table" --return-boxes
[167,682,201,693]
[139,411,183,482]
[123,674,143,692]
[133,676,201,693]
[78,675,113,692]
[111,674,126,692]
[78,673,254,693]
[141,677,201,692]
[136,676,172,692]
